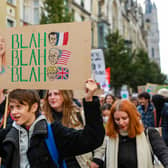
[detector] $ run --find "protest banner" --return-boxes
[138,85,146,93]
[91,49,107,90]
[155,85,168,93]
[145,83,158,95]
[0,22,91,89]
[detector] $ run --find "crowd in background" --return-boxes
[0,87,168,168]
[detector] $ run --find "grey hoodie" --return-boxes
[12,115,46,168]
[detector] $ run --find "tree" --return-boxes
[40,0,73,24]
[104,31,133,95]
[126,48,166,91]
[105,32,167,94]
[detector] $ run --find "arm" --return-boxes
[148,127,168,168]
[0,127,10,156]
[52,96,105,157]
[91,137,106,168]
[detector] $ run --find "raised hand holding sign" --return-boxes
[85,78,97,102]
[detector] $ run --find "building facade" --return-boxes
[0,0,41,28]
[0,0,20,28]
[0,0,160,67]
[144,0,160,67]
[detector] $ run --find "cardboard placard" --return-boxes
[0,22,91,89]
[91,49,107,89]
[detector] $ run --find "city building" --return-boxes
[20,0,41,26]
[0,0,160,67]
[144,0,160,67]
[0,0,20,28]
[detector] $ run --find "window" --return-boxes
[81,0,84,8]
[146,19,150,23]
[91,24,94,48]
[72,9,75,21]
[85,0,91,12]
[33,0,40,24]
[74,0,80,5]
[7,0,16,5]
[98,25,104,48]
[34,8,39,24]
[7,18,15,27]
[33,0,39,7]
[98,1,101,16]
[152,48,155,58]
[81,15,85,21]
[23,4,29,23]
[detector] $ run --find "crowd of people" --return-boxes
[0,84,168,168]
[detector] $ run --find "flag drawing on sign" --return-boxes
[56,67,69,80]
[56,32,69,46]
[48,32,69,46]
[57,49,71,65]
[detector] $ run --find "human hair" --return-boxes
[48,32,56,39]
[0,36,6,66]
[8,89,40,115]
[49,48,61,59]
[138,92,150,100]
[130,96,139,107]
[106,99,144,138]
[152,94,165,126]
[42,90,82,128]
[152,94,165,112]
[104,94,115,104]
[101,103,112,111]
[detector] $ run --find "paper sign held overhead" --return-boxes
[0,22,91,89]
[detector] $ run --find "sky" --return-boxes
[137,0,168,75]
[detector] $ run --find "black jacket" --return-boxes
[148,127,168,168]
[0,97,105,168]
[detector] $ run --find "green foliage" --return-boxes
[130,49,166,91]
[104,31,133,93]
[40,0,73,24]
[105,31,167,93]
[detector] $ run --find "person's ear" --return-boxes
[31,103,38,113]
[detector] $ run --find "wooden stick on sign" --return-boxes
[3,95,9,129]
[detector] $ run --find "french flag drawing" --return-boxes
[56,32,69,46]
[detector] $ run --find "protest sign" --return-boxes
[138,85,146,93]
[91,49,107,89]
[0,22,91,89]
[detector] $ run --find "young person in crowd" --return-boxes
[104,94,115,105]
[0,89,13,129]
[105,99,168,168]
[0,35,6,74]
[42,88,105,168]
[152,94,168,146]
[137,92,155,127]
[0,79,105,168]
[101,103,112,125]
[130,96,139,107]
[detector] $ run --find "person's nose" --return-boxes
[11,107,17,115]
[50,94,55,99]
[119,119,124,125]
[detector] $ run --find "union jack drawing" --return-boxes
[56,67,69,80]
[57,49,71,65]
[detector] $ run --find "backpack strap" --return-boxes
[45,123,59,167]
[45,123,67,168]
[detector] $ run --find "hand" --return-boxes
[90,161,99,168]
[0,37,5,57]
[85,78,97,102]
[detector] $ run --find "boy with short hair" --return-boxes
[0,80,105,168]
